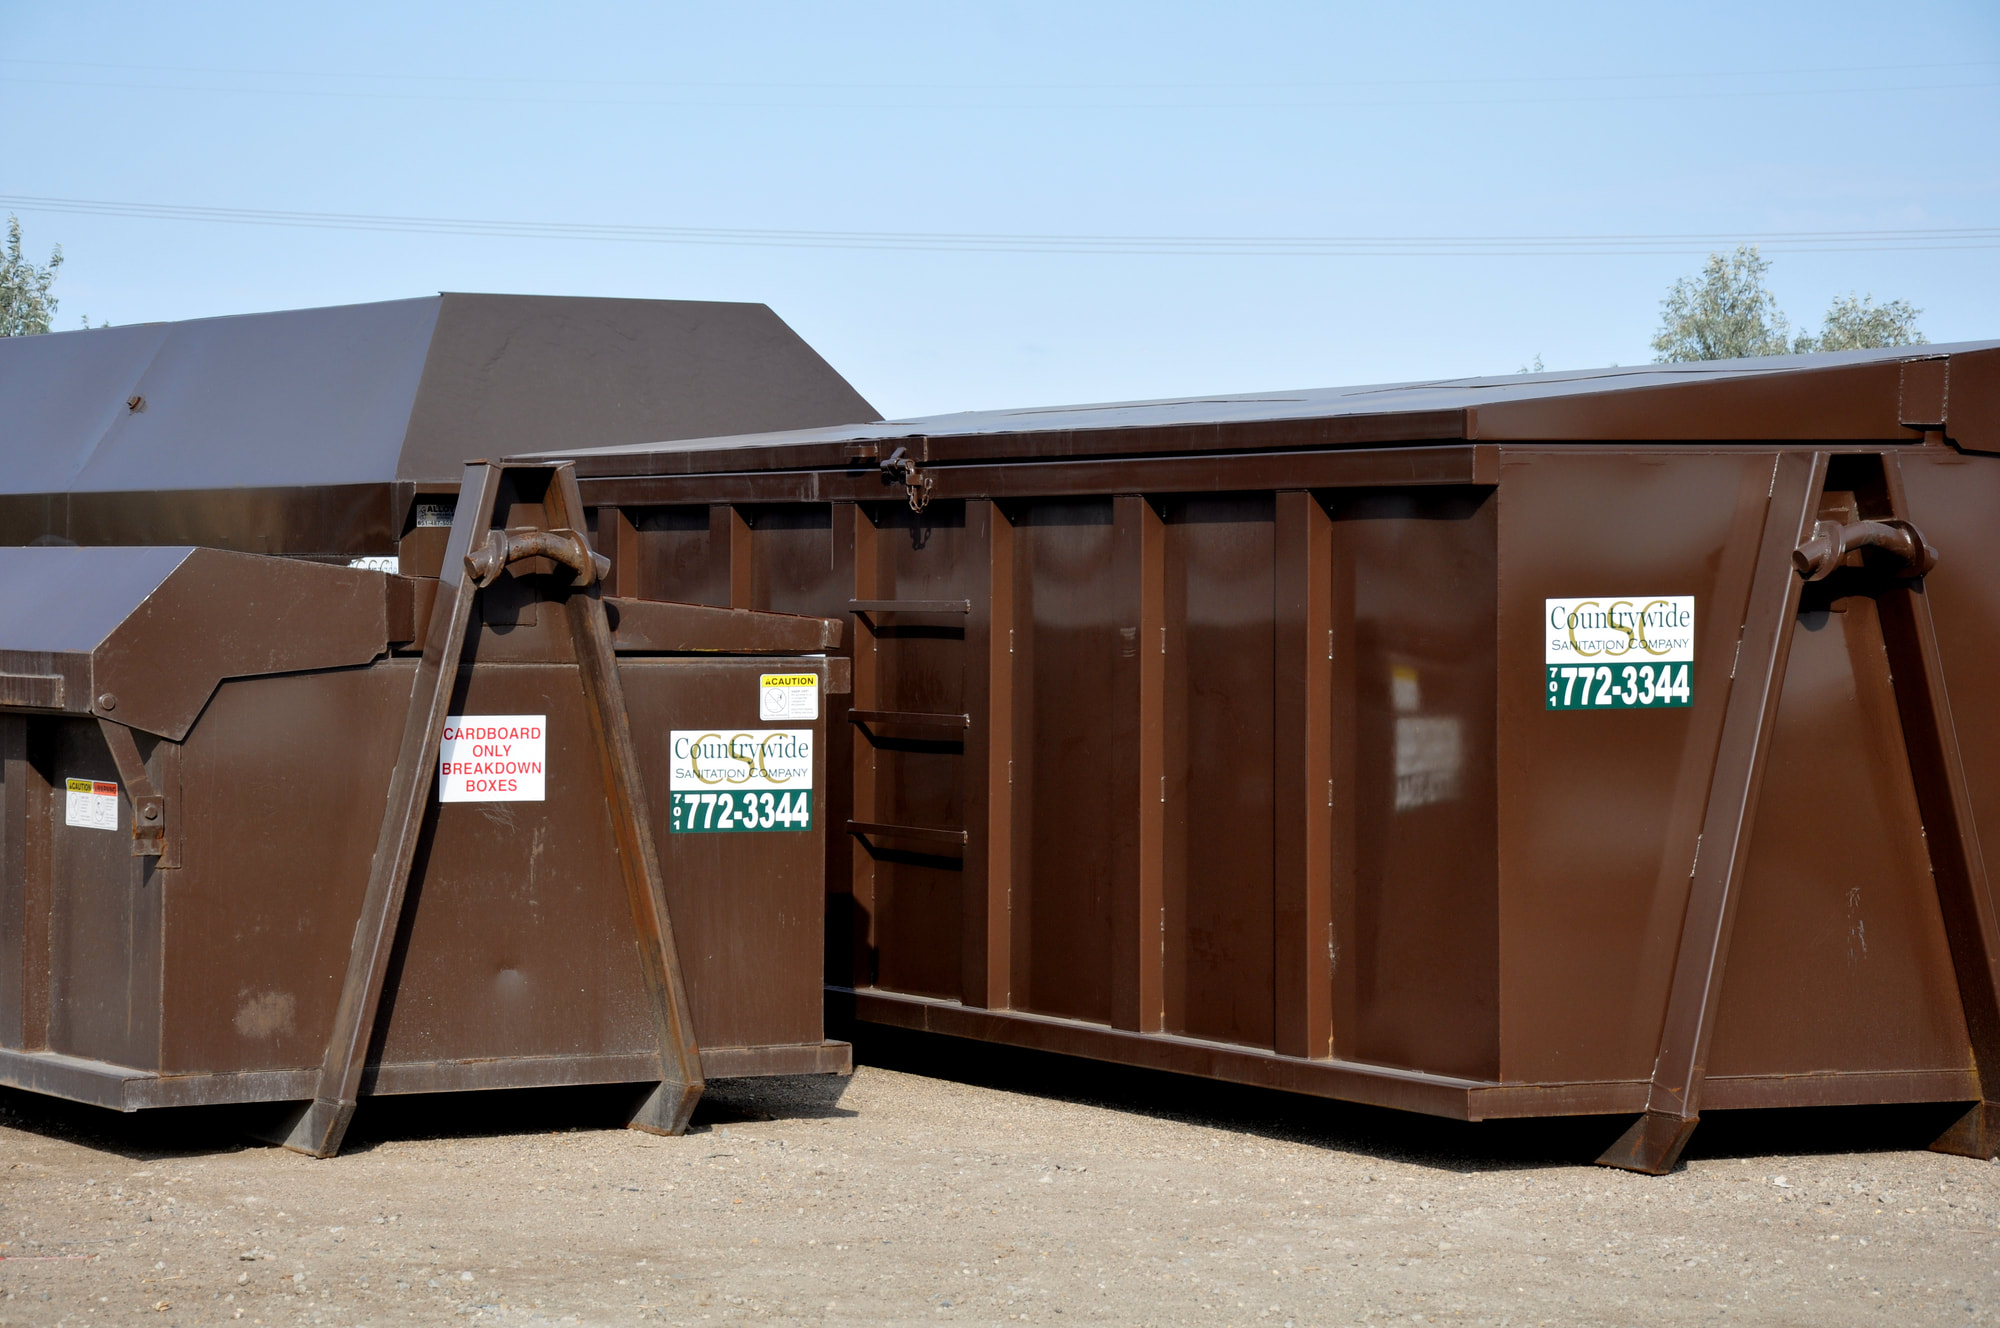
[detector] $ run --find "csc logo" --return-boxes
[1557,598,1678,659]
[679,732,801,785]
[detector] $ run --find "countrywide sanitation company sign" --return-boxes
[1544,597,1694,710]
[668,729,815,832]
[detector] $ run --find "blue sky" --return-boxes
[5,2,1996,417]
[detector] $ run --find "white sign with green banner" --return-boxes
[667,729,815,832]
[1545,596,1695,710]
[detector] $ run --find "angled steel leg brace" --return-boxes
[1597,452,1827,1175]
[282,461,704,1158]
[544,464,708,1136]
[1879,458,2000,1161]
[1600,447,2000,1173]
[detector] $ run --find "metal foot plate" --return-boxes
[1596,1109,1701,1175]
[1931,1101,2000,1160]
[626,1079,704,1137]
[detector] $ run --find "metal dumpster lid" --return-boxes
[525,340,2000,478]
[0,547,388,740]
[0,293,881,495]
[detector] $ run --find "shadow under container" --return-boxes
[0,541,849,1137]
[530,343,2000,1172]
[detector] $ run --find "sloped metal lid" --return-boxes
[0,547,389,739]
[0,301,440,495]
[0,293,881,496]
[531,341,2000,477]
[0,546,198,652]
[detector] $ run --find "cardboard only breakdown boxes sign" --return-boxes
[439,715,547,802]
[1545,596,1695,710]
[669,729,814,832]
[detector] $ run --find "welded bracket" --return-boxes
[1792,517,1935,581]
[97,718,168,861]
[466,526,609,588]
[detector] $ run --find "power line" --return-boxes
[3,75,1992,112]
[2,62,1995,111]
[3,194,1994,257]
[2,55,1993,91]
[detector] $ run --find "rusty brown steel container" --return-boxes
[0,463,849,1156]
[522,343,2000,1171]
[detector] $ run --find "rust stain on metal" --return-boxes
[233,992,296,1040]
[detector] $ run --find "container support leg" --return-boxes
[1597,451,1826,1175]
[545,466,707,1135]
[277,462,504,1158]
[1878,459,2000,1160]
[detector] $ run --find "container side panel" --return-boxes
[19,721,52,1049]
[1708,596,1972,1077]
[840,506,876,989]
[1495,452,1773,1085]
[377,663,657,1065]
[1897,453,2000,953]
[47,719,159,1069]
[0,716,24,1047]
[869,503,970,1001]
[746,506,839,618]
[1162,495,1276,1050]
[164,668,403,1073]
[0,485,397,559]
[1339,489,1499,1079]
[742,505,855,997]
[635,507,723,606]
[626,657,827,1051]
[1014,499,1119,1024]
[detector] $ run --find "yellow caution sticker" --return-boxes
[759,673,819,721]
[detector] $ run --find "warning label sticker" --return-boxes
[440,715,546,802]
[1545,597,1695,710]
[668,729,814,833]
[64,778,119,831]
[759,673,819,721]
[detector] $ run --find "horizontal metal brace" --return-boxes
[0,672,63,710]
[846,709,971,731]
[846,819,970,850]
[848,599,972,615]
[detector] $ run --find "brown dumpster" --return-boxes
[523,342,2000,1172]
[0,462,848,1156]
[0,292,879,560]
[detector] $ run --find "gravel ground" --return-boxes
[0,1028,1995,1327]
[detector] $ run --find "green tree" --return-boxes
[1810,293,1927,353]
[1651,245,1926,362]
[1650,245,1801,362]
[0,215,64,337]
